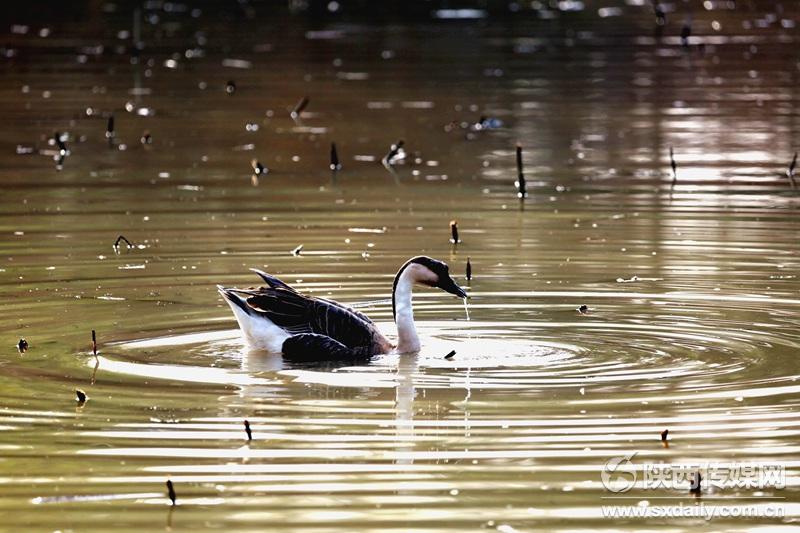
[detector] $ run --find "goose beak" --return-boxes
[438,275,468,299]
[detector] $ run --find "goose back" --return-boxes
[244,287,388,351]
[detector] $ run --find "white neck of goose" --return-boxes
[393,263,435,353]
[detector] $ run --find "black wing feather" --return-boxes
[318,297,376,326]
[245,287,377,348]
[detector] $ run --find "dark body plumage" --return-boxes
[283,334,375,361]
[224,270,391,361]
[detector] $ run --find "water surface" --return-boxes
[1,1,799,530]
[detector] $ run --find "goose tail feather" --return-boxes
[250,269,296,291]
[217,285,251,315]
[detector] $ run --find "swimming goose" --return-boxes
[218,256,467,361]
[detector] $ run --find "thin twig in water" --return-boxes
[166,480,176,505]
[54,131,68,170]
[669,146,677,190]
[251,159,267,176]
[787,152,797,190]
[244,420,252,441]
[290,96,309,119]
[106,114,115,145]
[330,142,341,171]
[515,144,527,199]
[449,220,460,244]
[114,235,134,250]
[653,1,666,26]
[681,19,691,47]
[382,140,405,167]
[689,472,702,494]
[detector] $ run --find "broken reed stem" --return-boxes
[166,479,176,505]
[515,144,526,199]
[106,114,115,145]
[330,142,341,171]
[669,146,677,189]
[291,96,309,118]
[114,235,133,249]
[449,220,459,244]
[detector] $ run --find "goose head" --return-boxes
[392,256,467,318]
[404,256,467,296]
